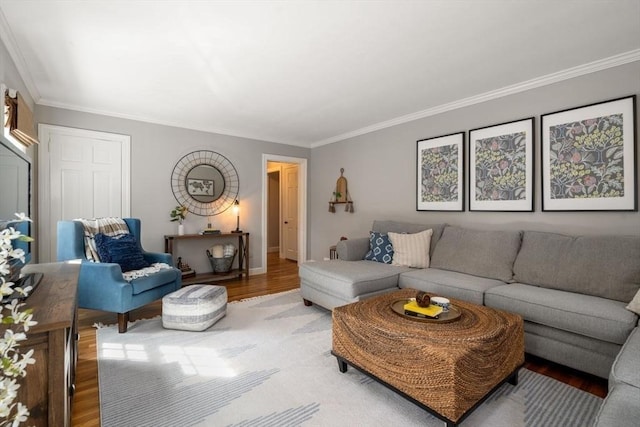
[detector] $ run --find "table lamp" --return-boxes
[231,200,242,233]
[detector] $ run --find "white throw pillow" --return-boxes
[388,229,433,268]
[626,289,640,315]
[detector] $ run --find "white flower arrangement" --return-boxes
[0,213,36,426]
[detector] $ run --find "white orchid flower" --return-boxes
[12,213,31,222]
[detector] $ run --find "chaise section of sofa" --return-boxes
[299,220,445,309]
[299,260,414,310]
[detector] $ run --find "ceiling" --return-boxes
[1,1,639,148]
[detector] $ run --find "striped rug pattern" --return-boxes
[97,289,602,426]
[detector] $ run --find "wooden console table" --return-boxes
[164,232,249,285]
[2,262,80,427]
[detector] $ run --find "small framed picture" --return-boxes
[541,95,637,211]
[416,132,465,211]
[469,117,535,211]
[187,178,214,196]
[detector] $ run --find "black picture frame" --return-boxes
[416,132,465,211]
[541,95,637,211]
[468,117,535,212]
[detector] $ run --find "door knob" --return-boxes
[284,221,289,224]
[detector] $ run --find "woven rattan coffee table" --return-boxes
[332,288,524,426]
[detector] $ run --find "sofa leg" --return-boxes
[118,312,129,333]
[303,299,313,307]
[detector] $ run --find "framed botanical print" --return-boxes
[469,117,535,211]
[541,95,637,211]
[416,132,465,211]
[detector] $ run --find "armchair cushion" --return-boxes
[130,268,180,295]
[95,233,150,272]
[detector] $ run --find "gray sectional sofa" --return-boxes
[299,220,640,426]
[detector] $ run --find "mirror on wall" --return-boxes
[171,150,239,216]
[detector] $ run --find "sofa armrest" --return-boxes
[336,237,369,261]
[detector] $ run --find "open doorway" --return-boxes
[262,154,307,273]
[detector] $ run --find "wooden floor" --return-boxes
[71,253,607,426]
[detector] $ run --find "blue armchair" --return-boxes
[57,218,181,332]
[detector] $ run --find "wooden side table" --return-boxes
[329,245,338,259]
[330,237,347,260]
[6,262,81,427]
[164,232,249,284]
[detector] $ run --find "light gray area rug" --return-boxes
[97,289,602,426]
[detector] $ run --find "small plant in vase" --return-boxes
[170,206,187,235]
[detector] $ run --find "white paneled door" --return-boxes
[282,163,298,261]
[38,124,130,262]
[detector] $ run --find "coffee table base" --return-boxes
[332,351,521,427]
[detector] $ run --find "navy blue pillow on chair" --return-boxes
[94,233,150,272]
[364,231,394,264]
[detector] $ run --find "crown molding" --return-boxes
[0,7,40,102]
[36,98,309,148]
[311,49,640,148]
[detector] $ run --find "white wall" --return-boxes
[35,105,310,273]
[308,62,640,261]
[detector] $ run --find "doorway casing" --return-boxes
[261,154,307,273]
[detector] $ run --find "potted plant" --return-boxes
[170,206,188,235]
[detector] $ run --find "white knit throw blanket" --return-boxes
[122,263,174,282]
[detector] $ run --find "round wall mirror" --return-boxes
[171,150,239,216]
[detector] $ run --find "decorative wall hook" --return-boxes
[329,168,354,213]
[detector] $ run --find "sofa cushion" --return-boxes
[513,231,640,303]
[299,260,411,300]
[371,220,445,256]
[94,232,150,272]
[430,226,522,282]
[388,229,433,268]
[610,327,640,389]
[364,232,394,264]
[398,268,504,305]
[485,283,637,345]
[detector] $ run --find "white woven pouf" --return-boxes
[162,284,227,331]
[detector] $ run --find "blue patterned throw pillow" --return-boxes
[364,231,394,264]
[94,233,150,272]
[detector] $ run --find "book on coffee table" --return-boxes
[403,300,443,318]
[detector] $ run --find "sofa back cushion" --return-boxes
[430,226,522,282]
[513,231,640,303]
[371,220,445,256]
